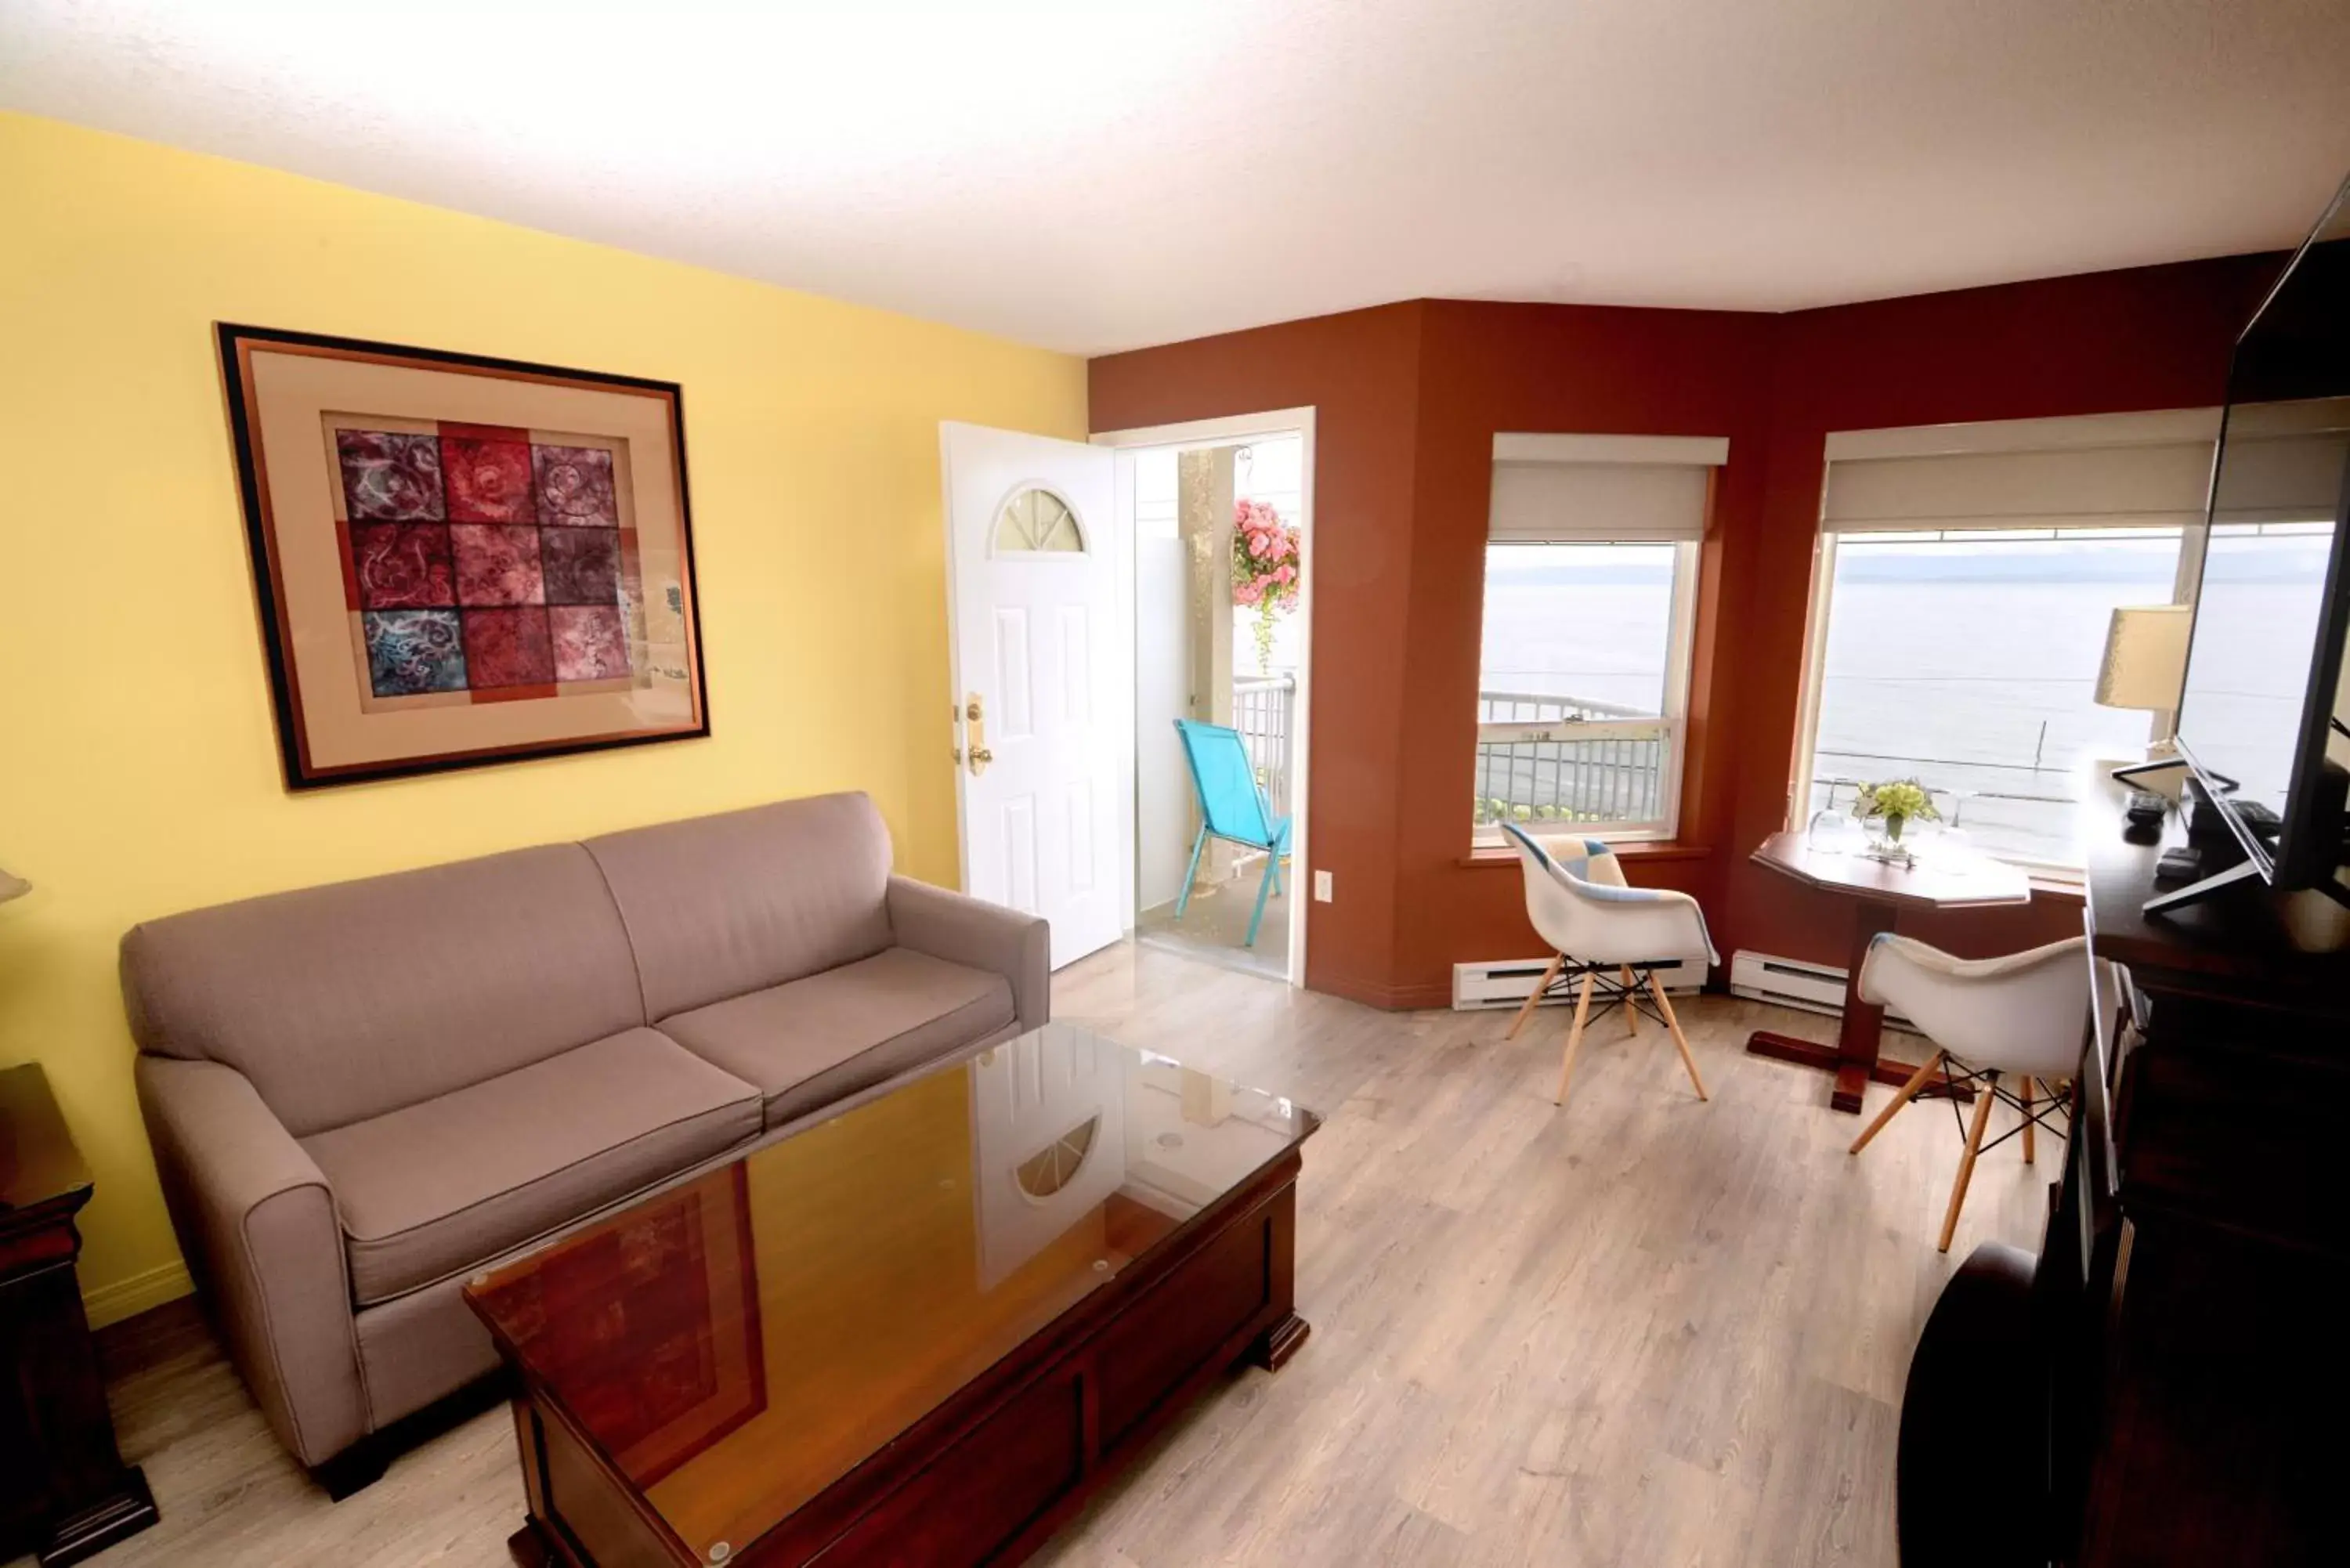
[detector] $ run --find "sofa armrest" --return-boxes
[887,875,1049,1030]
[136,1055,367,1469]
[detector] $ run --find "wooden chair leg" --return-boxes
[1848,1049,1946,1156]
[2019,1075,2035,1165]
[1939,1071,1999,1254]
[1553,974,1596,1107]
[1620,966,1640,1035]
[1646,973,1708,1102]
[1508,955,1565,1041]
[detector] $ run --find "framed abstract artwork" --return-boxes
[216,323,709,789]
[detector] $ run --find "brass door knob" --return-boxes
[963,692,990,775]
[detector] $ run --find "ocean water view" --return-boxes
[1477,530,2337,865]
[1219,515,2335,866]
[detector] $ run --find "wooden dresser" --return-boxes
[0,1063,157,1566]
[2048,780,2349,1565]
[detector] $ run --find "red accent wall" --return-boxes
[1089,258,2281,1008]
[1721,260,2280,978]
[1398,302,1777,1001]
[1089,305,1427,1002]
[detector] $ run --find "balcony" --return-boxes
[1473,689,1672,835]
[1231,674,1298,818]
[1229,679,1676,839]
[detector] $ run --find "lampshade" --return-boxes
[0,867,27,905]
[2095,604,2192,712]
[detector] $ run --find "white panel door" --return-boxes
[943,422,1126,970]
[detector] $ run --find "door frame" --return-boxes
[1092,408,1318,988]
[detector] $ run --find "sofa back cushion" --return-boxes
[584,793,895,1021]
[121,844,644,1137]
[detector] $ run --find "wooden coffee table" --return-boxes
[465,1023,1318,1568]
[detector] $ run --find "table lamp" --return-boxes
[2096,604,2191,724]
[0,866,27,906]
[2095,604,2193,795]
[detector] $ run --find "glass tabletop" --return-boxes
[465,1022,1317,1561]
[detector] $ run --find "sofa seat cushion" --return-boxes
[303,1028,761,1306]
[660,947,1016,1127]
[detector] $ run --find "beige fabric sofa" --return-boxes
[121,793,1047,1490]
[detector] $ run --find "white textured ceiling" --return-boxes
[5,1,2350,356]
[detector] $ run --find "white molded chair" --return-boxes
[1496,822,1719,1110]
[1847,934,2091,1252]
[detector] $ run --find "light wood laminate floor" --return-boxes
[42,943,2050,1568]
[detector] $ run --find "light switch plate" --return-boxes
[1313,869,1333,902]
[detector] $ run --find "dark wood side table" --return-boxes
[2047,775,2350,1563]
[0,1064,159,1565]
[1744,830,2032,1111]
[1896,773,2350,1564]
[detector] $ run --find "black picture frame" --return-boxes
[215,322,712,789]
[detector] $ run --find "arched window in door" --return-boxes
[995,486,1086,554]
[1014,1115,1099,1199]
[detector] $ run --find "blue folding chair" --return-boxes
[1173,719,1292,948]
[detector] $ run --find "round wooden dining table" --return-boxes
[1744,830,2033,1112]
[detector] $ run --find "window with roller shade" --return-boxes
[1795,414,2221,872]
[1474,434,1722,844]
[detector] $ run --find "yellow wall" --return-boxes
[0,113,1089,1322]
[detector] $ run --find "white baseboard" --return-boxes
[1452,954,1704,1010]
[84,1259,193,1329]
[1727,948,1918,1031]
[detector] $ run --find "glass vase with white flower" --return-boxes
[1854,779,1940,863]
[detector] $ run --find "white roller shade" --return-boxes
[2211,399,2350,525]
[1488,433,1725,544]
[1820,441,2216,533]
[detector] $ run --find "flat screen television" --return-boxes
[2170,172,2350,905]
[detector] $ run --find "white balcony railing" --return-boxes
[1473,689,1671,833]
[1227,680,1673,836]
[1231,674,1296,819]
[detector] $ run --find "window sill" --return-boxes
[1460,841,1714,869]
